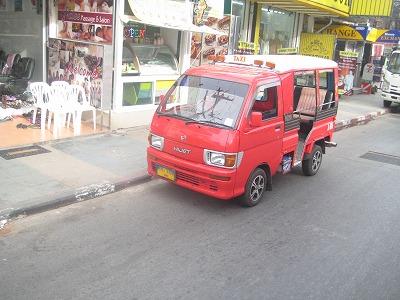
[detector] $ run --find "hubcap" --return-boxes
[250,175,265,202]
[312,150,322,172]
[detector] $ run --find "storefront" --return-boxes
[366,29,400,84]
[249,0,350,55]
[0,0,46,148]
[111,0,226,128]
[317,24,371,88]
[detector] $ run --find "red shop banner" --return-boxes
[57,0,113,44]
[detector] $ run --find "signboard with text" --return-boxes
[299,33,336,59]
[338,51,358,95]
[57,0,113,44]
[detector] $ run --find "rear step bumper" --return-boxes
[325,141,337,147]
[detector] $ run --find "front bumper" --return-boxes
[147,147,237,200]
[382,91,400,103]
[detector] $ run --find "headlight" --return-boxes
[382,79,390,91]
[149,133,164,150]
[204,150,243,168]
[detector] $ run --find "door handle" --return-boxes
[275,125,281,131]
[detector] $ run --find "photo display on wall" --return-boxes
[48,38,104,108]
[191,15,230,66]
[57,0,113,44]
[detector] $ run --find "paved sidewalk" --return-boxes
[0,92,397,221]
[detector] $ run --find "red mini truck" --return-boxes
[147,55,338,206]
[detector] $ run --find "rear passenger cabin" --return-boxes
[293,69,337,137]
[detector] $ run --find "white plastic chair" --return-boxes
[50,80,78,129]
[45,85,77,138]
[51,80,69,88]
[67,84,96,135]
[29,82,50,134]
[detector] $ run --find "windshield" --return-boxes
[387,52,400,74]
[158,75,248,129]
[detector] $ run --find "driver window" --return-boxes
[251,85,278,120]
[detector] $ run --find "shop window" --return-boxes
[318,70,335,110]
[123,82,153,106]
[122,24,178,76]
[252,85,278,120]
[258,6,295,55]
[294,71,317,116]
[155,80,175,104]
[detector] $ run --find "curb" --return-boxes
[0,108,391,225]
[0,174,151,222]
[334,109,389,131]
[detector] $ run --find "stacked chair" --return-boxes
[28,81,97,138]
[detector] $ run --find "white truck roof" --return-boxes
[224,55,338,73]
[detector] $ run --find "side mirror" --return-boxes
[250,111,263,127]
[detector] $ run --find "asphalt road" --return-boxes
[1,114,400,300]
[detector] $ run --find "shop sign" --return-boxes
[48,38,104,108]
[369,29,400,44]
[299,33,336,60]
[191,15,230,65]
[193,0,225,26]
[58,11,112,26]
[57,0,114,44]
[338,51,358,95]
[277,48,298,54]
[350,0,392,17]
[298,0,350,16]
[318,25,369,41]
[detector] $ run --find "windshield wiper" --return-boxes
[185,120,232,129]
[157,111,191,121]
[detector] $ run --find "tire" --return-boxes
[239,168,267,207]
[383,100,392,108]
[302,145,323,176]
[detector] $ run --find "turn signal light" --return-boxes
[265,61,275,69]
[208,55,225,62]
[207,55,216,61]
[215,54,225,62]
[254,60,263,67]
[225,154,237,168]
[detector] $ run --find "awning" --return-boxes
[367,29,400,44]
[315,24,370,41]
[255,0,350,17]
[123,0,224,35]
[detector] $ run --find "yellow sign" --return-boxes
[339,51,358,58]
[350,0,392,16]
[277,48,298,54]
[298,0,350,16]
[299,33,336,60]
[318,25,364,41]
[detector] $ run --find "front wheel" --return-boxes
[383,100,392,108]
[302,145,323,176]
[239,168,267,207]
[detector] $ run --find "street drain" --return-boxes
[360,151,400,167]
[0,145,50,160]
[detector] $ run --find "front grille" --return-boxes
[152,162,219,192]
[176,171,200,185]
[209,183,218,191]
[389,89,400,96]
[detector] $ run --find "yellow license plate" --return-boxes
[156,166,176,181]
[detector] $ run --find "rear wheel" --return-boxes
[383,100,392,108]
[302,145,323,176]
[239,168,267,207]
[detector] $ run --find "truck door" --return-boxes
[239,83,284,176]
